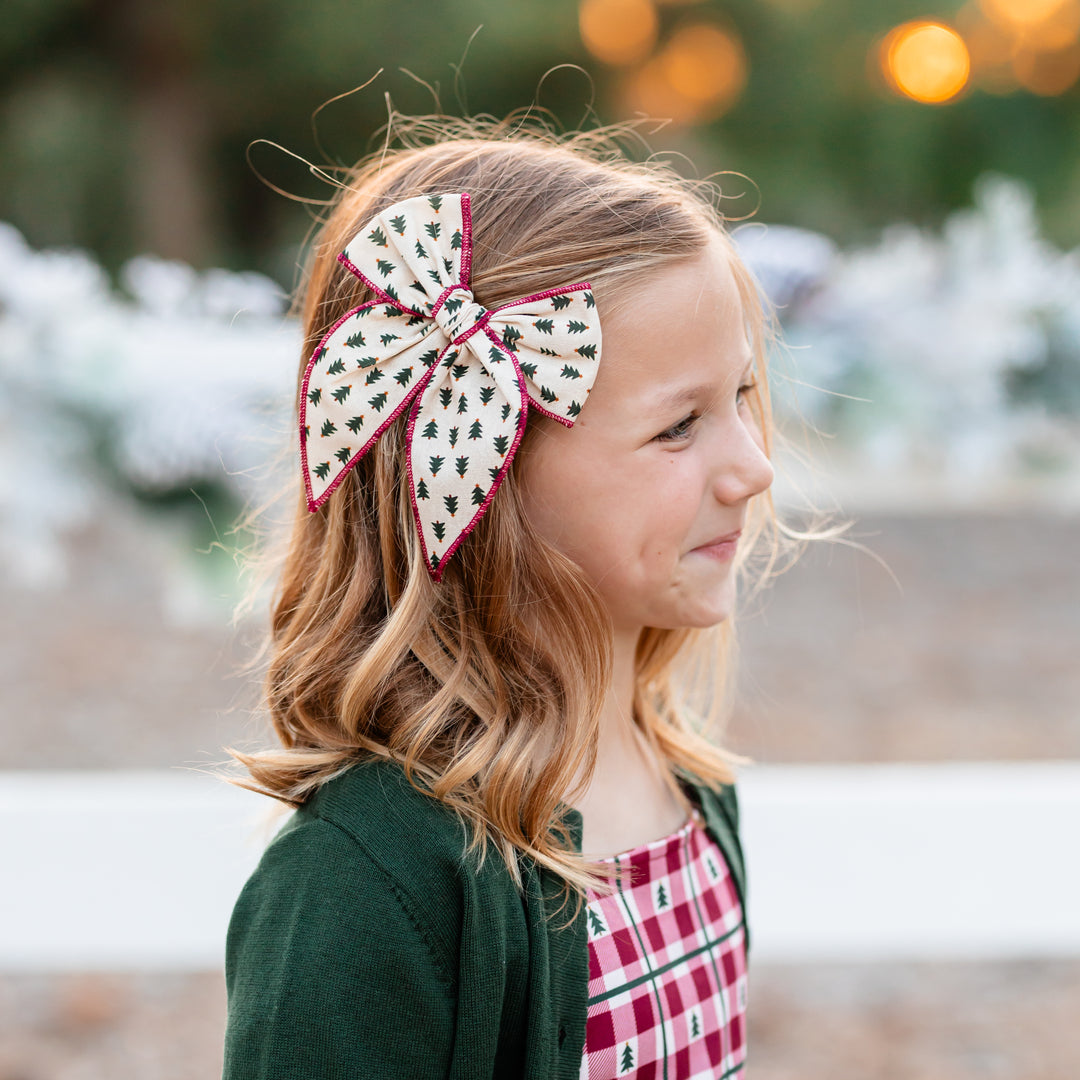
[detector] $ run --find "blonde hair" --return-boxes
[227,112,841,897]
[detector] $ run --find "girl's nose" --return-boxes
[711,417,774,506]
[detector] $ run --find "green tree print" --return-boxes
[455,455,469,477]
[432,521,445,541]
[452,363,469,380]
[451,229,462,250]
[448,426,459,447]
[440,387,453,409]
[657,882,669,909]
[620,1043,634,1072]
[428,195,443,212]
[487,345,505,367]
[561,365,582,379]
[312,461,331,481]
[540,385,557,403]
[416,477,429,500]
[520,361,537,379]
[334,446,351,464]
[457,393,469,415]
[376,258,396,277]
[585,292,595,308]
[493,435,509,456]
[424,221,441,241]
[567,320,588,334]
[479,386,495,404]
[471,484,485,506]
[389,214,407,235]
[331,385,351,403]
[379,333,399,346]
[568,401,581,417]
[502,326,522,353]
[691,1013,701,1037]
[444,494,458,516]
[488,466,500,481]
[320,419,336,437]
[576,343,597,359]
[551,294,572,310]
[468,419,482,439]
[500,403,511,421]
[365,368,384,385]
[422,419,438,439]
[414,240,428,259]
[394,367,413,387]
[429,455,444,475]
[344,331,365,348]
[346,416,364,433]
[307,387,322,406]
[533,318,554,335]
[368,226,387,247]
[369,391,389,411]
[327,358,345,375]
[587,909,606,937]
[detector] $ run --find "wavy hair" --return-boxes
[226,111,846,896]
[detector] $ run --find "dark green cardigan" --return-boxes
[223,758,747,1079]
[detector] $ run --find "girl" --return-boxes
[223,114,809,1080]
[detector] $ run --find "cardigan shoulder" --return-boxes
[223,757,536,1079]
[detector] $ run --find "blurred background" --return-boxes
[2,0,1079,1076]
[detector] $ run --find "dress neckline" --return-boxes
[589,806,706,865]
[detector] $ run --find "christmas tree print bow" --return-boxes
[299,191,602,581]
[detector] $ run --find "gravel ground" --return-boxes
[2,961,1078,1080]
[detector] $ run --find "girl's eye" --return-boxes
[655,413,699,442]
[655,381,758,442]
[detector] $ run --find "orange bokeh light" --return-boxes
[881,21,972,103]
[980,0,1073,31]
[661,24,747,107]
[1013,42,1080,92]
[579,0,659,66]
[622,21,747,124]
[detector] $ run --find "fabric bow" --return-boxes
[299,191,602,581]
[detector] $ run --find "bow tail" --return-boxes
[406,338,529,580]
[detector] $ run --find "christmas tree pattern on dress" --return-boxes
[299,192,602,581]
[620,1043,634,1073]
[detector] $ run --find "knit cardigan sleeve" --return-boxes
[222,812,459,1080]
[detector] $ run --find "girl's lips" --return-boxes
[692,539,738,560]
[691,529,741,551]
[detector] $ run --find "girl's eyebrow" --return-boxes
[654,354,755,412]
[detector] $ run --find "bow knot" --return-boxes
[433,286,488,344]
[300,191,602,582]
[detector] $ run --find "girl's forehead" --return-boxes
[594,244,750,408]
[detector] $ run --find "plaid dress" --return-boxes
[579,809,748,1079]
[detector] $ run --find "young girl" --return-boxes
[223,115,790,1079]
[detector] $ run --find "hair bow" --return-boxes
[299,191,602,581]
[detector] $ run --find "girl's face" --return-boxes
[516,234,774,635]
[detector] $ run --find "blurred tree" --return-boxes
[1,0,1077,283]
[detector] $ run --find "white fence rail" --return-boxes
[1,763,1078,970]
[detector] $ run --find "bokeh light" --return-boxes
[579,0,659,66]
[881,20,971,103]
[1012,42,1080,93]
[621,21,747,124]
[979,0,1078,35]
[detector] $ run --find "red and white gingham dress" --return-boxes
[579,809,748,1079]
